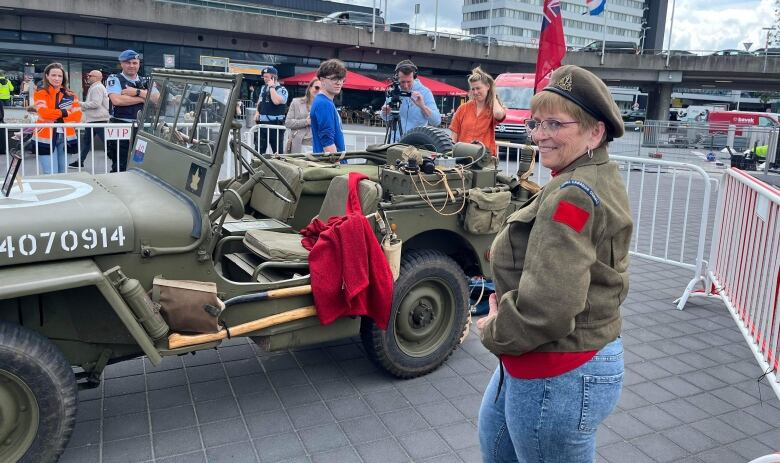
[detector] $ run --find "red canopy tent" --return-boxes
[416,76,467,97]
[280,70,386,91]
[382,76,467,97]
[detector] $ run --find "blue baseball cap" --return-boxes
[118,49,140,62]
[263,66,278,76]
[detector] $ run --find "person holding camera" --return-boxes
[449,67,506,156]
[254,66,288,154]
[381,60,441,142]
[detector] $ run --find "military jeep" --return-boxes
[0,69,534,462]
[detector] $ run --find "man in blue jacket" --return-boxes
[381,60,441,142]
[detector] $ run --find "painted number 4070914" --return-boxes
[1,226,126,258]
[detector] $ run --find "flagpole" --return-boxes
[666,0,676,68]
[371,0,376,44]
[433,0,439,50]
[600,2,607,65]
[487,0,493,56]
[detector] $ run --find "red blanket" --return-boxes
[300,173,393,329]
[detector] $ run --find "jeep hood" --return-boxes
[0,171,199,267]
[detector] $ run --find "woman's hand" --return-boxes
[476,293,498,335]
[492,98,506,121]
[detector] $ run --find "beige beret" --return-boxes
[543,65,624,141]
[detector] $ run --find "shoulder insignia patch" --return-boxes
[552,200,590,233]
[560,179,600,206]
[106,76,118,86]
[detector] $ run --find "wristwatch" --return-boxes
[135,88,141,97]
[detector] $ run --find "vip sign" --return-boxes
[105,127,132,140]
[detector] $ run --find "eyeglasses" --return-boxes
[324,76,346,84]
[524,119,579,134]
[313,86,321,90]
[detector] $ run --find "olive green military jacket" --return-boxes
[479,146,633,355]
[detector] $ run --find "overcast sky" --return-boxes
[352,0,778,52]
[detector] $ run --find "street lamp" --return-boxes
[762,27,774,73]
[666,0,677,67]
[639,26,652,54]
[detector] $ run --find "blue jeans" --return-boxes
[479,338,624,463]
[38,137,67,174]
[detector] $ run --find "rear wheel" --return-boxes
[361,250,469,378]
[399,126,454,154]
[0,322,77,463]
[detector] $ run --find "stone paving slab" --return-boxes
[58,254,780,463]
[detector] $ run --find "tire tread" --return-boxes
[361,249,469,379]
[0,322,77,463]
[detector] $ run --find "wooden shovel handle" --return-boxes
[266,285,312,299]
[168,306,317,349]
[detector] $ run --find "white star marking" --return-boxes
[0,179,93,209]
[4,182,70,202]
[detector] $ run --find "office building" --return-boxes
[462,0,667,52]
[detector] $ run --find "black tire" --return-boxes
[399,126,454,154]
[361,250,470,378]
[0,322,77,463]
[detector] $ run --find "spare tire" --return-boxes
[399,126,453,154]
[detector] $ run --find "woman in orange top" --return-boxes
[449,67,506,156]
[34,62,82,174]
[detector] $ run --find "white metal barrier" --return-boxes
[498,141,716,294]
[1,121,224,177]
[244,124,386,155]
[678,168,780,401]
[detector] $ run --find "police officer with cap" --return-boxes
[476,64,633,461]
[106,49,147,172]
[254,66,288,154]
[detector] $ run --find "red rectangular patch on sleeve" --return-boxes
[552,200,590,233]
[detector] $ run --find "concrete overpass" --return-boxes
[3,0,780,119]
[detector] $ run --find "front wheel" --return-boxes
[361,250,470,378]
[0,322,77,463]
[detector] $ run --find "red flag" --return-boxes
[534,0,567,93]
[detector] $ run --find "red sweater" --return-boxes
[300,173,393,329]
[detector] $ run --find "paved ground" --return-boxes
[57,258,780,463]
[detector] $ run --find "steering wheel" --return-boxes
[237,140,298,204]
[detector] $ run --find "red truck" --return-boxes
[493,73,535,147]
[707,110,780,136]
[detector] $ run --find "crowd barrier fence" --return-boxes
[678,168,780,401]
[1,121,223,177]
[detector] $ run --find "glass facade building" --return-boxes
[461,0,648,50]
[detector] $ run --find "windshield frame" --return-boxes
[140,75,234,164]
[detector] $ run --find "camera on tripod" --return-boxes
[386,77,412,114]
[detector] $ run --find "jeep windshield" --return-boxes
[142,76,232,161]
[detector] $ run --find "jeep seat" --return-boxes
[282,158,380,195]
[249,158,304,222]
[243,175,383,262]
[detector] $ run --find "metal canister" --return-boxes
[116,273,169,340]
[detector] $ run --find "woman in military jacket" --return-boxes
[477,65,633,463]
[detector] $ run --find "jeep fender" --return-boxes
[0,259,161,365]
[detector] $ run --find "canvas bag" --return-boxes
[462,189,511,235]
[152,278,225,333]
